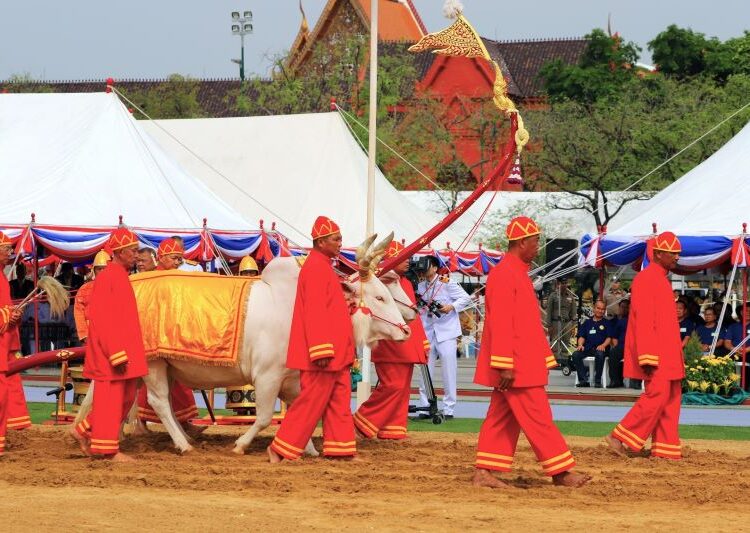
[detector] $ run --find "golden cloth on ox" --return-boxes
[131,271,253,367]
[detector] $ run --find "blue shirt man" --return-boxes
[573,300,612,387]
[695,307,727,353]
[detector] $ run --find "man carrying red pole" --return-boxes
[0,233,31,432]
[605,232,684,459]
[268,216,356,462]
[354,240,429,440]
[71,228,147,462]
[0,232,24,457]
[473,217,590,488]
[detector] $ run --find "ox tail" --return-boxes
[73,382,94,427]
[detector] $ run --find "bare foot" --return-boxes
[604,434,629,457]
[472,468,512,488]
[325,455,361,462]
[108,452,136,463]
[552,471,592,487]
[68,428,91,456]
[267,445,283,464]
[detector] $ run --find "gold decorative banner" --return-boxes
[131,271,254,367]
[408,12,529,152]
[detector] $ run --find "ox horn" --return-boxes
[356,233,378,280]
[367,231,394,272]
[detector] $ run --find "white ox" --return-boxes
[76,234,414,455]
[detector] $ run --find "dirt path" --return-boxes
[1,426,748,531]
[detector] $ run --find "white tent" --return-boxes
[141,112,464,246]
[403,190,649,242]
[607,120,750,238]
[0,92,251,229]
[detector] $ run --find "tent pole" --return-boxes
[358,0,379,407]
[33,246,39,354]
[743,265,748,390]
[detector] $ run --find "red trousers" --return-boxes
[475,387,575,476]
[270,368,355,460]
[0,373,8,456]
[6,371,31,430]
[354,363,413,440]
[76,379,138,456]
[611,378,682,459]
[137,380,198,423]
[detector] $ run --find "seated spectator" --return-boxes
[696,307,728,353]
[608,299,629,388]
[724,305,750,357]
[9,262,34,300]
[688,299,705,327]
[676,299,696,348]
[55,262,84,291]
[573,300,612,388]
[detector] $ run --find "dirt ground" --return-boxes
[1,425,749,532]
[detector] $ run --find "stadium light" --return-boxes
[230,10,253,81]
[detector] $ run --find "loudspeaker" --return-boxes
[544,239,578,276]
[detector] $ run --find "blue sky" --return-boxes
[1,0,747,80]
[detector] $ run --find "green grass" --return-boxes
[28,402,750,441]
[407,417,750,440]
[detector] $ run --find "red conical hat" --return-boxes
[311,215,341,240]
[653,231,681,253]
[157,237,184,258]
[107,228,139,252]
[506,216,540,241]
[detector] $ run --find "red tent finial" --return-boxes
[105,77,114,93]
[118,215,123,226]
[743,223,747,234]
[652,222,658,234]
[271,222,276,231]
[478,242,483,249]
[203,217,208,228]
[259,219,264,230]
[330,97,337,111]
[31,213,36,223]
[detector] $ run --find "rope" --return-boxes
[112,87,312,245]
[709,242,743,357]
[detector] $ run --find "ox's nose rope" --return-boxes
[349,303,410,334]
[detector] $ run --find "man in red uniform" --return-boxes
[353,240,429,440]
[268,215,356,462]
[473,217,590,488]
[70,228,148,462]
[135,237,199,432]
[605,232,684,459]
[0,233,23,457]
[0,233,31,432]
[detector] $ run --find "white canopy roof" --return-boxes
[0,92,251,229]
[607,119,750,238]
[141,112,463,246]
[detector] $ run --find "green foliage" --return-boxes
[539,29,642,103]
[649,26,750,82]
[121,74,205,119]
[2,73,54,93]
[525,73,749,227]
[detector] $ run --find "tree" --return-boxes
[539,29,642,103]
[121,74,205,119]
[649,26,750,82]
[524,75,748,229]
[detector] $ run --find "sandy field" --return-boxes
[1,425,749,532]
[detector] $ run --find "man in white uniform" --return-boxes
[416,256,472,418]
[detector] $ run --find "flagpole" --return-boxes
[358,0,378,406]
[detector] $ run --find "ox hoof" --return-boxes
[304,448,320,458]
[177,445,194,455]
[231,446,246,455]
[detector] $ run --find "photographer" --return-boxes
[415,256,471,419]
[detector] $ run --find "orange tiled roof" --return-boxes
[354,0,424,41]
